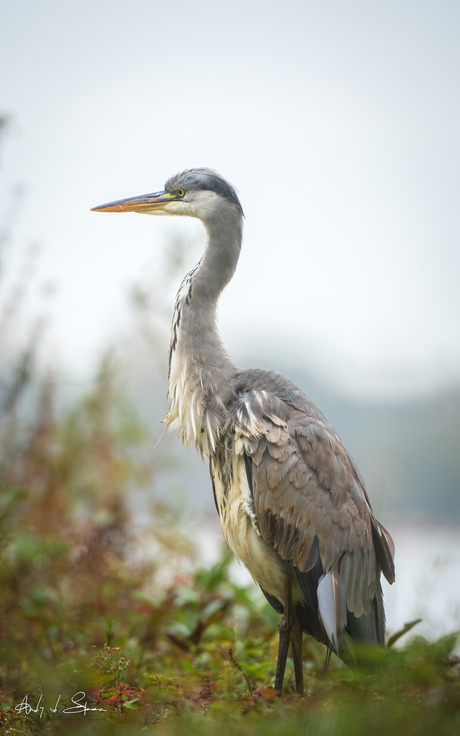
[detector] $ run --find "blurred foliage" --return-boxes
[1,482,459,736]
[0,354,458,735]
[0,335,457,736]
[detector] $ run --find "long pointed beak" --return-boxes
[91,190,172,213]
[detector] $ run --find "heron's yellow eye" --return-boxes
[177,189,185,197]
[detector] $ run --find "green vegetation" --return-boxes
[0,360,459,735]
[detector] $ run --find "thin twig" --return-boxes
[218,644,253,695]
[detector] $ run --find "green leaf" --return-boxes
[387,619,422,648]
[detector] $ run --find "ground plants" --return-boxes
[1,435,459,736]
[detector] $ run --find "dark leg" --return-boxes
[291,603,304,695]
[275,607,290,694]
[323,647,332,672]
[274,581,304,695]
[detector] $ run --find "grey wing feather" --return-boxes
[231,381,395,649]
[317,571,347,654]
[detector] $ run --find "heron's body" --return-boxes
[93,168,395,693]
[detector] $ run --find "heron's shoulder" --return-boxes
[233,368,331,424]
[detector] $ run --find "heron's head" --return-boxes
[91,168,244,222]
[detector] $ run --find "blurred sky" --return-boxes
[1,0,459,399]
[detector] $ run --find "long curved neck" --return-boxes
[166,206,243,454]
[192,209,243,301]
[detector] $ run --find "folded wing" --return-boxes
[232,387,395,650]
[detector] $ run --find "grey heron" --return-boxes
[92,168,395,695]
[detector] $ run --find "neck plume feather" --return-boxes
[164,208,243,455]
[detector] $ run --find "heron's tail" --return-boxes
[345,576,385,646]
